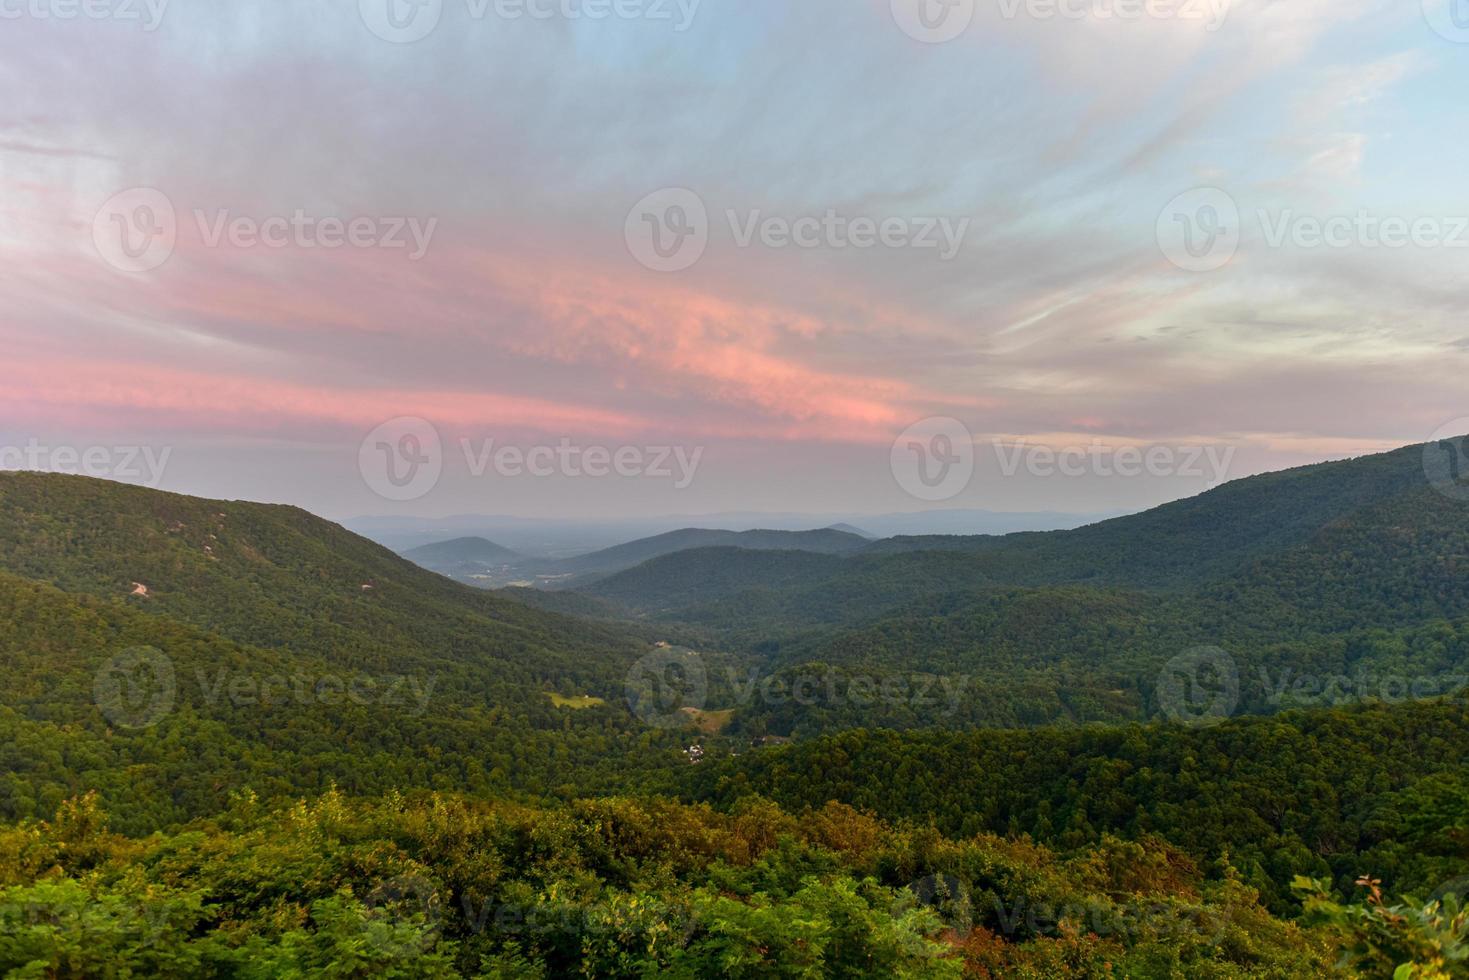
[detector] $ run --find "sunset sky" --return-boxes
[3,0,1466,520]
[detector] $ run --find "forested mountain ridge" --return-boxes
[576,437,1465,619]
[402,535,521,564]
[860,438,1457,587]
[0,471,642,671]
[556,438,1469,737]
[396,524,874,588]
[550,526,872,579]
[400,535,524,586]
[0,473,701,833]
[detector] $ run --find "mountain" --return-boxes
[575,437,1464,614]
[582,547,850,612]
[345,509,1111,555]
[565,437,1469,734]
[0,472,690,832]
[824,522,873,538]
[403,536,521,564]
[400,535,524,585]
[549,526,872,581]
[389,526,878,589]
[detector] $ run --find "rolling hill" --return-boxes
[549,526,872,580]
[0,472,693,832]
[400,535,523,585]
[566,437,1469,734]
[402,535,521,565]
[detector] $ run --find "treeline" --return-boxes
[688,699,1469,913]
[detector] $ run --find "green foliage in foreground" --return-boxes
[0,791,1343,979]
[1297,876,1469,979]
[690,699,1469,913]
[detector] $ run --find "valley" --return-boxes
[2,437,1467,976]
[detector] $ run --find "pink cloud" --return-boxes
[8,232,986,445]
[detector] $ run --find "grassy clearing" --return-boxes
[548,693,607,710]
[679,707,735,733]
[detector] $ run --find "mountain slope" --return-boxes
[0,473,695,832]
[583,547,850,612]
[551,526,872,580]
[577,439,1464,625]
[0,472,632,667]
[563,437,1469,734]
[403,536,521,564]
[401,535,524,585]
[862,440,1450,588]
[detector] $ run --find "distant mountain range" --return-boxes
[345,508,1119,558]
[398,526,875,587]
[402,536,522,565]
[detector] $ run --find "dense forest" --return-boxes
[2,443,1468,976]
[0,790,1373,977]
[687,700,1469,914]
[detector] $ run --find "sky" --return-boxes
[2,0,1466,521]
